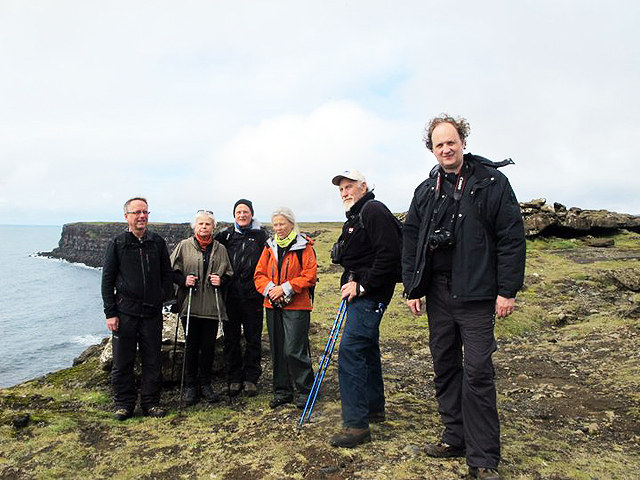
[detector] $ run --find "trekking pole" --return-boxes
[178,285,194,411]
[214,284,222,322]
[299,298,348,427]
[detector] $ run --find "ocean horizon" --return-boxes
[0,225,107,388]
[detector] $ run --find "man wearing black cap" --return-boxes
[216,199,268,397]
[328,171,402,447]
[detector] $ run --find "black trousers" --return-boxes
[181,316,218,387]
[223,297,264,384]
[426,273,500,469]
[111,312,163,410]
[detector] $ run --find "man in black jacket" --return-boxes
[329,171,402,448]
[402,115,525,480]
[101,197,173,421]
[215,199,267,397]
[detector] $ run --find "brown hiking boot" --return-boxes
[329,428,371,448]
[469,467,501,479]
[424,441,466,458]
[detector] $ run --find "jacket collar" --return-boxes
[234,218,263,234]
[346,190,375,219]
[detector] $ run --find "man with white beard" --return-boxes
[327,170,402,448]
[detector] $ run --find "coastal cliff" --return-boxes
[41,200,639,267]
[41,222,226,268]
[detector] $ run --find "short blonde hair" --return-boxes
[192,210,216,229]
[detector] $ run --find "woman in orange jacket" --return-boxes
[254,207,317,409]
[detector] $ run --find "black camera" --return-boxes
[269,294,293,309]
[428,228,455,250]
[330,241,344,264]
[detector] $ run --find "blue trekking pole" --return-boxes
[299,298,348,427]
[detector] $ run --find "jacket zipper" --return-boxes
[139,246,147,306]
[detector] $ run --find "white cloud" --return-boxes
[1,0,639,225]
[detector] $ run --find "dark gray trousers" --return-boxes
[266,308,314,400]
[426,273,500,469]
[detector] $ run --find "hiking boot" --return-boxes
[142,406,166,418]
[269,397,292,409]
[201,384,220,403]
[329,428,371,448]
[228,382,243,397]
[113,408,132,421]
[424,441,466,458]
[184,386,199,406]
[469,467,501,479]
[243,381,258,397]
[368,410,386,423]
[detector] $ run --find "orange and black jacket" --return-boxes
[254,234,317,310]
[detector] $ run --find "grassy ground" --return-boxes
[1,224,639,479]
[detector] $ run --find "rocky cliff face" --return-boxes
[42,223,199,268]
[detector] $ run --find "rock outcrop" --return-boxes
[521,199,640,237]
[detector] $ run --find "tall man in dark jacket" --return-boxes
[329,171,402,448]
[402,115,525,480]
[101,197,173,421]
[215,199,268,397]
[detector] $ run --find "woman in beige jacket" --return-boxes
[171,210,233,405]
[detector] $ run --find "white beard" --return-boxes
[342,198,355,212]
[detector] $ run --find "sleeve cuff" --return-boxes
[262,282,276,297]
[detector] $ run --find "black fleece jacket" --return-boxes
[101,230,173,318]
[336,191,402,305]
[402,153,526,301]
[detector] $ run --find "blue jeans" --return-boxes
[338,297,386,429]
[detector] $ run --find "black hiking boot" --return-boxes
[184,386,199,406]
[113,408,133,421]
[201,384,220,403]
[269,397,292,409]
[142,406,166,418]
[243,381,258,397]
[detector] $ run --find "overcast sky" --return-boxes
[1,1,638,226]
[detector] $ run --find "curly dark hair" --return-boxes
[423,114,470,151]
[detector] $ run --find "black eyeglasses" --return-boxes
[197,210,214,215]
[126,210,150,215]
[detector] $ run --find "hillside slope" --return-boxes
[1,223,639,479]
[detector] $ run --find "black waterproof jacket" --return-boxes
[101,230,173,318]
[215,222,267,300]
[336,191,402,305]
[402,153,526,301]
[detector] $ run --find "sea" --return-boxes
[0,225,106,388]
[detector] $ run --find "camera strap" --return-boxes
[432,164,468,235]
[435,167,467,200]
